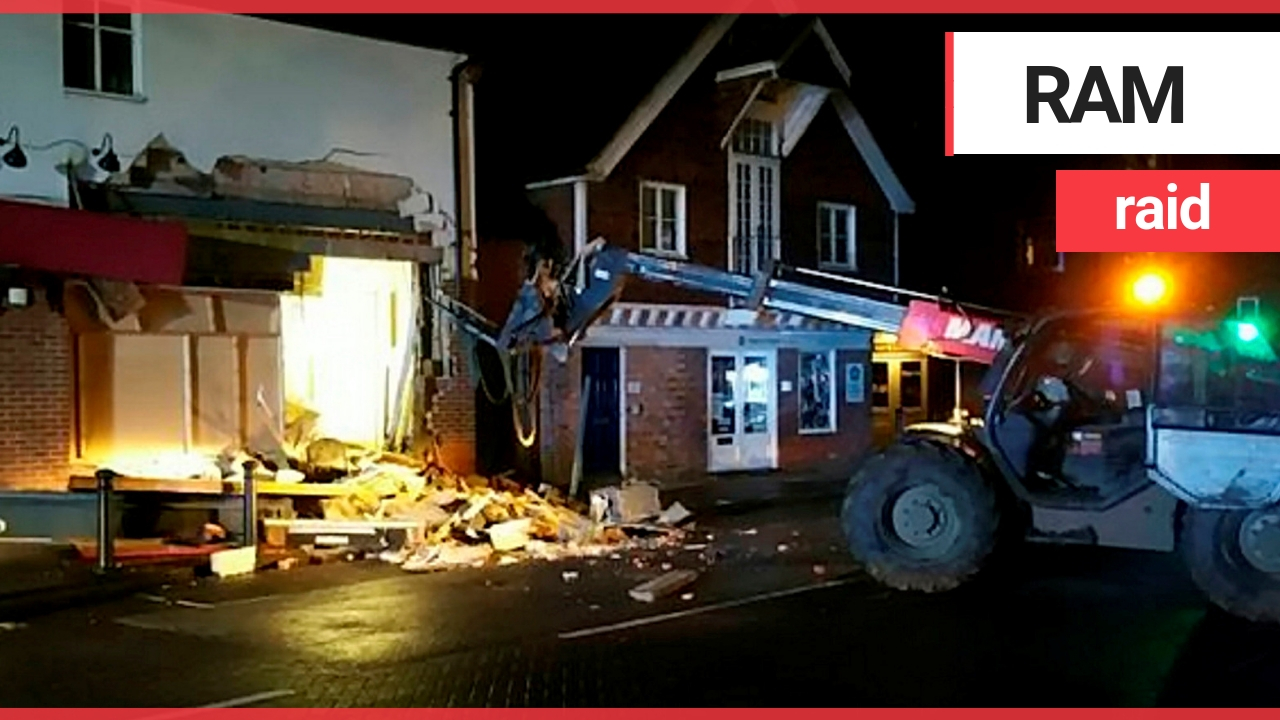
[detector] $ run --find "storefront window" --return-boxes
[872,361,889,408]
[742,355,770,434]
[799,351,836,433]
[901,361,923,410]
[711,355,736,435]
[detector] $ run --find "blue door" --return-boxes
[582,347,621,478]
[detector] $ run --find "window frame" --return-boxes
[817,201,857,270]
[798,349,838,435]
[899,359,924,411]
[61,12,146,101]
[638,180,688,258]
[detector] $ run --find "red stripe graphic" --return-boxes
[1057,170,1280,252]
[945,31,954,157]
[11,0,1280,11]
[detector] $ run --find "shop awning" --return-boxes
[0,199,188,284]
[897,300,1011,364]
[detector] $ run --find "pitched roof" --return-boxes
[479,14,914,214]
[473,15,713,189]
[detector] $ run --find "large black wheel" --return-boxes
[1182,506,1280,624]
[841,439,1002,592]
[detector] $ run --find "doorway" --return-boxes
[581,347,622,480]
[708,349,778,472]
[870,354,928,448]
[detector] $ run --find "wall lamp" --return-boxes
[0,126,27,169]
[0,128,120,173]
[92,133,120,173]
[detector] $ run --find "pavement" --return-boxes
[1,494,1279,708]
[0,471,840,622]
[0,543,191,622]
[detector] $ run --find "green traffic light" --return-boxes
[1238,322,1261,343]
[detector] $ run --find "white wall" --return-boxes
[0,14,463,218]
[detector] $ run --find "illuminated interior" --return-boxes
[281,257,417,448]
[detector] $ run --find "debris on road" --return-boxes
[210,546,256,577]
[813,564,827,576]
[257,446,691,572]
[736,528,758,536]
[776,544,790,553]
[488,518,533,552]
[680,593,695,601]
[562,570,580,583]
[628,569,699,603]
[590,481,662,524]
[657,501,693,526]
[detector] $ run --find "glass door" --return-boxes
[708,350,777,472]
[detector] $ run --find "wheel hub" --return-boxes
[890,484,961,555]
[1238,508,1280,574]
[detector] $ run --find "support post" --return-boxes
[892,212,901,304]
[569,376,593,499]
[241,460,258,548]
[94,469,117,575]
[954,360,963,421]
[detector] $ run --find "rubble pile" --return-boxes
[288,446,689,573]
[99,397,693,574]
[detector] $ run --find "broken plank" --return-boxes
[628,569,698,603]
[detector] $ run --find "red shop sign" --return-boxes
[896,300,1009,364]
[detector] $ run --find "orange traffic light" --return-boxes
[1131,272,1169,306]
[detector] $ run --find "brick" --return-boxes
[0,291,73,491]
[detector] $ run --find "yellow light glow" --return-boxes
[96,450,222,480]
[280,257,416,446]
[1131,272,1168,306]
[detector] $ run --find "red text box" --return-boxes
[1057,170,1280,252]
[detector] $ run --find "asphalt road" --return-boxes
[1,497,1277,708]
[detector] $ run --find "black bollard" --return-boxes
[94,468,118,574]
[241,460,258,548]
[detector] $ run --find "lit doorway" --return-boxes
[708,349,778,472]
[870,354,928,448]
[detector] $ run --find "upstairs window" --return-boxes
[1023,236,1065,273]
[639,181,687,256]
[818,202,856,269]
[63,13,138,97]
[732,118,777,157]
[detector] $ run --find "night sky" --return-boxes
[270,14,1280,311]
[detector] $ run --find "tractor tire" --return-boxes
[1181,506,1280,624]
[841,439,1002,593]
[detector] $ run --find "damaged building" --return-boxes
[0,14,481,540]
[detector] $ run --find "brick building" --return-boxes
[473,15,919,488]
[0,12,471,524]
[0,286,75,491]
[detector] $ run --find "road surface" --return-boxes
[1,497,1276,707]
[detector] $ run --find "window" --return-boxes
[900,361,923,410]
[1158,319,1280,418]
[63,13,138,97]
[799,351,837,433]
[732,118,777,158]
[818,202,856,269]
[1023,236,1065,273]
[871,362,889,409]
[639,181,686,256]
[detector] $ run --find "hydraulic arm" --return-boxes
[439,238,938,355]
